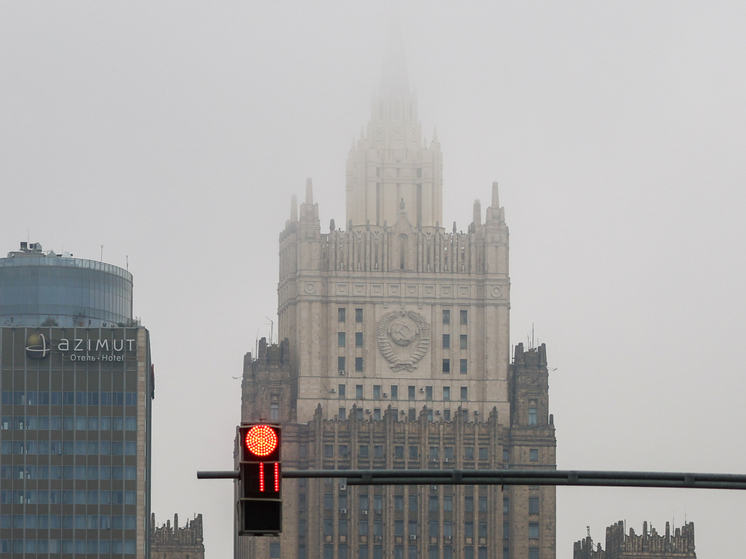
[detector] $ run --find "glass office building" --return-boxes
[0,242,133,328]
[0,243,152,558]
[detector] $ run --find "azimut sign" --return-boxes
[24,332,137,362]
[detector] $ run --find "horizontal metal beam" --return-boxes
[281,469,746,490]
[197,470,239,479]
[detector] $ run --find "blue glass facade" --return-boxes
[0,327,152,559]
[0,245,133,328]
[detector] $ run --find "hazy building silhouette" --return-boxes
[238,43,556,559]
[574,521,696,559]
[151,513,205,559]
[0,242,153,558]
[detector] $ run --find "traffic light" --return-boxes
[237,422,282,535]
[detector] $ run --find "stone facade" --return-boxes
[151,513,205,559]
[238,42,556,559]
[574,522,695,559]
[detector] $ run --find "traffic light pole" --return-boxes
[198,468,746,490]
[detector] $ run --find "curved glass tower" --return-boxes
[0,242,151,559]
[0,242,133,328]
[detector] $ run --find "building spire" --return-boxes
[491,181,499,209]
[380,24,409,99]
[305,178,313,205]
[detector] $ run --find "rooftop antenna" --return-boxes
[265,316,274,345]
[587,526,590,538]
[100,245,104,262]
[126,255,129,271]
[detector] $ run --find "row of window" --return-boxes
[337,407,474,422]
[308,544,493,559]
[317,518,492,537]
[0,490,137,505]
[316,445,541,463]
[338,308,364,323]
[313,494,539,515]
[336,309,470,326]
[0,539,136,554]
[337,385,468,400]
[1,465,137,480]
[1,514,137,530]
[1,416,136,431]
[338,334,471,351]
[337,358,469,375]
[1,391,137,407]
[0,440,137,456]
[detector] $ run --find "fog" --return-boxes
[1,2,745,557]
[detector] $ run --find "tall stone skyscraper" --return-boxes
[239,44,556,559]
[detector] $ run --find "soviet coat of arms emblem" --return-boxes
[377,311,431,372]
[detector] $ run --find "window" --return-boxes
[503,497,509,514]
[325,544,333,559]
[443,334,450,349]
[530,449,539,462]
[529,497,539,515]
[503,548,509,559]
[391,386,398,400]
[409,446,418,460]
[460,334,467,349]
[461,387,468,400]
[338,332,346,347]
[444,409,451,421]
[529,400,537,425]
[409,494,418,511]
[478,496,487,512]
[339,408,347,420]
[325,445,334,457]
[465,548,474,559]
[465,521,474,537]
[429,496,439,511]
[359,520,369,535]
[408,386,416,400]
[338,356,346,372]
[395,519,404,535]
[339,308,346,322]
[429,447,439,460]
[356,308,363,323]
[444,446,454,460]
[465,496,474,512]
[443,359,450,374]
[503,448,510,463]
[408,409,416,422]
[338,384,346,398]
[373,408,381,421]
[425,386,433,400]
[460,310,468,325]
[395,446,404,459]
[529,522,539,539]
[360,494,369,510]
[529,549,540,559]
[339,519,348,535]
[479,447,488,461]
[503,521,509,538]
[339,444,348,457]
[374,446,384,459]
[270,543,281,558]
[443,309,450,324]
[324,496,333,512]
[356,332,364,348]
[270,403,279,420]
[479,522,487,538]
[356,385,363,399]
[465,447,474,460]
[395,495,404,510]
[355,357,364,372]
[460,359,468,374]
[443,495,453,516]
[443,386,450,401]
[374,519,383,535]
[360,446,369,458]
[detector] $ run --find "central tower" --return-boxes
[240,42,556,559]
[345,34,442,228]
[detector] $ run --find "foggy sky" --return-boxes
[1,2,745,558]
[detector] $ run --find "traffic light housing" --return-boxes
[237,423,282,535]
